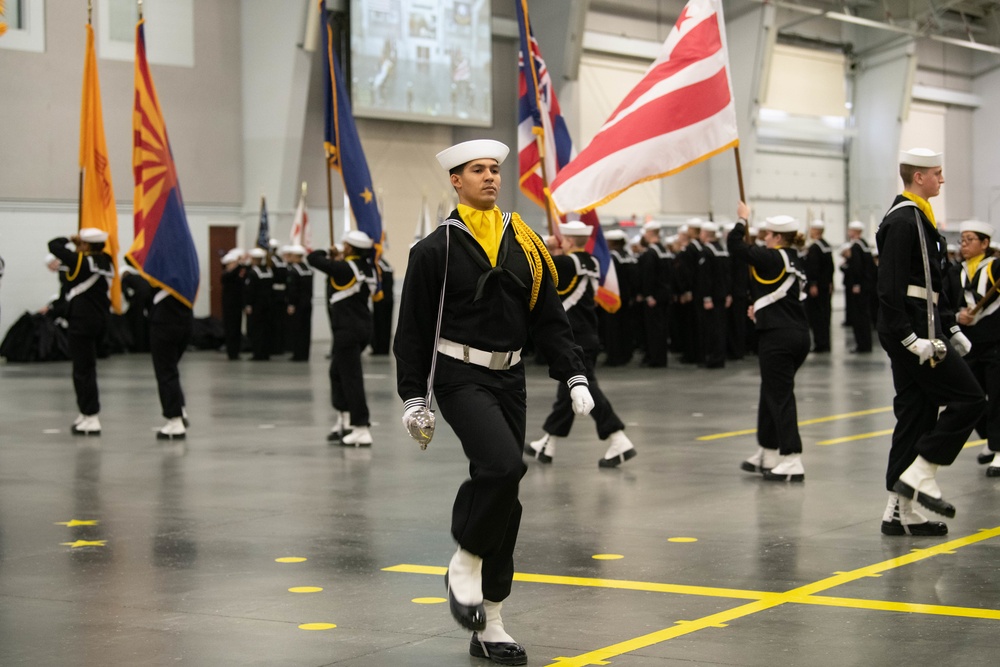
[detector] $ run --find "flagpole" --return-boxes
[535,135,558,236]
[734,146,749,240]
[77,0,96,232]
[325,161,335,245]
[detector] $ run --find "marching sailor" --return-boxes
[804,220,834,352]
[394,140,592,666]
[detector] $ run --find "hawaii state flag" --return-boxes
[550,0,739,215]
[80,21,121,313]
[516,0,619,312]
[127,18,199,308]
[289,185,312,252]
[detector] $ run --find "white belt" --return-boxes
[438,338,521,371]
[906,284,938,304]
[272,284,287,291]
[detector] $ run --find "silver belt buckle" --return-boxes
[489,351,511,371]
[462,344,470,364]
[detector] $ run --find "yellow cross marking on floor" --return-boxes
[697,406,894,440]
[385,526,1000,666]
[61,540,106,548]
[54,520,99,527]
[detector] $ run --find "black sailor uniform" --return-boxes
[541,249,625,440]
[286,260,314,361]
[728,224,810,456]
[947,254,1000,454]
[845,237,875,351]
[638,242,672,367]
[244,263,273,360]
[696,239,731,368]
[149,290,192,419]
[875,195,985,492]
[804,237,834,352]
[394,209,587,602]
[599,248,636,366]
[48,237,113,416]
[309,250,375,428]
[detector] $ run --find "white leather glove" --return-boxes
[906,338,935,365]
[951,331,972,357]
[401,405,420,432]
[570,385,595,416]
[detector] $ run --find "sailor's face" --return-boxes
[452,159,501,210]
[916,167,944,198]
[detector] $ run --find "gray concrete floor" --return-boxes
[1,325,998,666]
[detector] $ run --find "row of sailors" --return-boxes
[595,217,879,366]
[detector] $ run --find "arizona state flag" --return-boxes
[79,22,121,313]
[127,18,199,308]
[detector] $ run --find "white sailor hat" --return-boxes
[285,244,307,255]
[701,221,719,233]
[847,220,865,231]
[642,220,662,232]
[630,234,643,245]
[268,238,280,249]
[79,227,108,243]
[722,222,736,233]
[810,220,825,230]
[749,226,760,236]
[558,220,592,237]
[764,215,799,233]
[248,247,267,259]
[344,229,374,249]
[899,147,942,168]
[604,229,628,242]
[959,220,995,238]
[677,224,689,235]
[221,250,242,264]
[686,217,705,228]
[436,139,509,171]
[947,243,958,253]
[665,234,678,244]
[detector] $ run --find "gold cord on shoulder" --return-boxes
[510,215,557,310]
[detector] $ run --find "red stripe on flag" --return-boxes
[607,15,722,124]
[553,68,731,185]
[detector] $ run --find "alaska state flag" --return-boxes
[127,18,199,308]
[516,0,619,312]
[320,0,382,248]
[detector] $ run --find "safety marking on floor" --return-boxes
[965,439,987,448]
[275,556,307,563]
[817,429,894,445]
[697,406,894,441]
[55,519,99,527]
[61,540,107,548]
[412,597,446,604]
[592,554,623,560]
[288,586,323,593]
[385,526,1000,666]
[298,622,336,630]
[667,537,697,543]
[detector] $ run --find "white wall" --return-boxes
[972,64,1000,226]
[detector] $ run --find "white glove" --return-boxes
[401,405,420,432]
[570,385,595,416]
[906,338,935,365]
[951,331,972,357]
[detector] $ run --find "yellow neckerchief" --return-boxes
[965,253,985,283]
[458,204,502,266]
[751,244,787,284]
[902,191,936,228]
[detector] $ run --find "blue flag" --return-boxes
[257,197,270,250]
[320,1,382,247]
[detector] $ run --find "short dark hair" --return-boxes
[88,241,106,253]
[899,164,933,186]
[449,162,468,177]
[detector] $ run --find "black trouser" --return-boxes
[542,348,625,440]
[727,295,748,360]
[700,304,726,367]
[222,304,242,360]
[756,327,810,454]
[269,294,287,355]
[150,322,191,419]
[290,304,312,361]
[69,329,103,415]
[878,333,985,491]
[330,329,370,426]
[247,304,270,360]
[600,307,634,366]
[643,301,668,367]
[965,340,1000,452]
[371,297,393,355]
[848,290,872,351]
[436,378,528,602]
[805,292,831,351]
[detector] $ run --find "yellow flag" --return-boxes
[80,23,121,313]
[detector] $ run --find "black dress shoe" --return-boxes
[326,428,352,443]
[979,450,997,465]
[598,449,637,468]
[470,633,527,666]
[444,572,486,632]
[987,466,1000,478]
[881,518,948,536]
[893,480,956,518]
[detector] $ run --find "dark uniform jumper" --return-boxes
[394,210,586,603]
[696,238,731,368]
[286,260,314,361]
[805,235,834,352]
[149,290,193,420]
[875,195,985,493]
[638,240,672,367]
[48,237,113,418]
[845,236,875,352]
[243,261,273,360]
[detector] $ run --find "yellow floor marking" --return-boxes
[412,597,447,604]
[795,594,1000,620]
[61,540,106,548]
[965,439,987,448]
[288,587,323,593]
[275,557,307,563]
[54,519,99,527]
[697,406,894,441]
[298,623,336,630]
[550,527,1000,667]
[667,537,697,543]
[592,554,623,560]
[817,429,894,445]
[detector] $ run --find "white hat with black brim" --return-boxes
[436,140,509,171]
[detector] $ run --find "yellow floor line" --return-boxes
[817,429,894,445]
[697,406,894,441]
[965,439,987,448]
